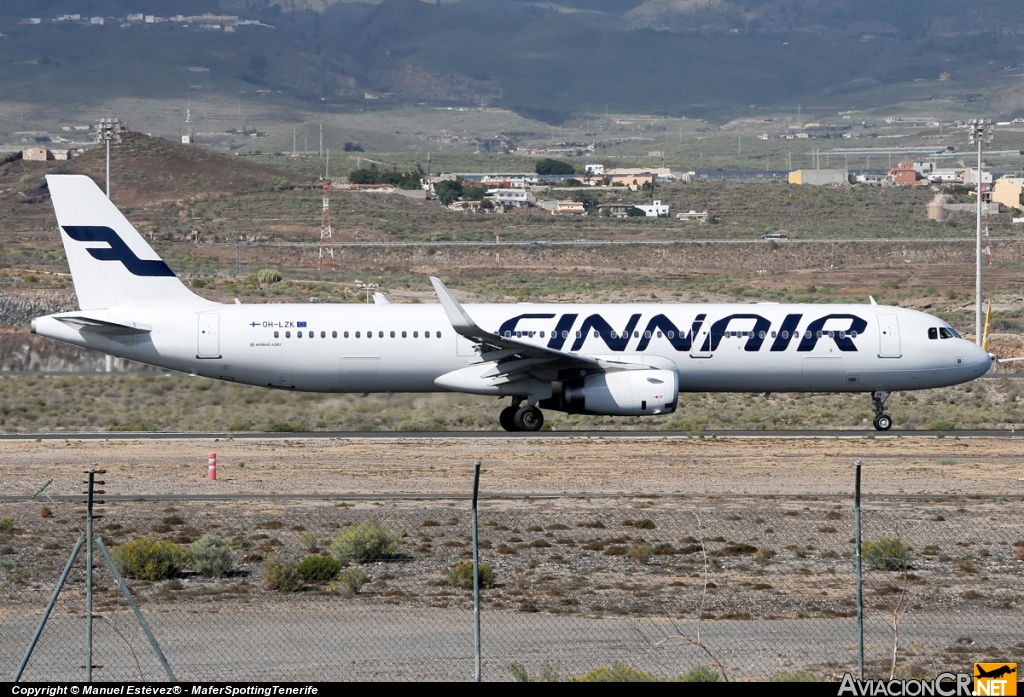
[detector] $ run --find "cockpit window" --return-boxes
[939,327,955,339]
[928,328,938,340]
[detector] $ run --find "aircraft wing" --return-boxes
[431,277,646,383]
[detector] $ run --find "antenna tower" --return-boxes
[318,179,336,270]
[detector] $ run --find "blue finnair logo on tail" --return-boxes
[62,226,175,277]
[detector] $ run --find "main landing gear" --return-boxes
[499,399,544,432]
[872,391,892,431]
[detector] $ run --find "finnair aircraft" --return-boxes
[32,174,993,432]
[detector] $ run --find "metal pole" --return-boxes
[471,458,481,683]
[976,136,984,345]
[105,139,111,199]
[85,468,94,682]
[854,460,864,680]
[14,537,85,681]
[95,537,177,682]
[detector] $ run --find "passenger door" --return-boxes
[877,315,901,358]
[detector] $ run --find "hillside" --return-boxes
[2,1,1023,123]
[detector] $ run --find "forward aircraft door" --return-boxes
[197,313,220,358]
[877,314,901,358]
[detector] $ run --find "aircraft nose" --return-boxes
[968,342,994,374]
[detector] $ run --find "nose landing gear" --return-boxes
[872,391,892,431]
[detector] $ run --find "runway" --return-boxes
[0,428,1021,440]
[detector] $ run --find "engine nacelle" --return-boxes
[549,369,678,416]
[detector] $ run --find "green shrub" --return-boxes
[678,665,721,682]
[111,537,189,580]
[338,567,368,597]
[447,560,496,590]
[573,665,662,682]
[328,521,401,562]
[771,670,818,681]
[190,535,232,577]
[863,537,910,571]
[263,555,301,592]
[256,268,282,284]
[0,517,13,532]
[299,555,341,582]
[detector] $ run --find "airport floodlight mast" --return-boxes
[968,119,994,346]
[96,118,123,199]
[356,283,379,304]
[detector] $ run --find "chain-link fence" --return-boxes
[2,492,1021,681]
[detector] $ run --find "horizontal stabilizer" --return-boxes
[56,315,152,336]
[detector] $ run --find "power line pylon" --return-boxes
[318,179,336,271]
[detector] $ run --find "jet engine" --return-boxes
[542,369,678,416]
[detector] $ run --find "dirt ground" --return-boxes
[3,435,1024,497]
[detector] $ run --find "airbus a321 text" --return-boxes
[32,175,994,432]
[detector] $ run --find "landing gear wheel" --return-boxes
[499,406,519,432]
[513,406,544,432]
[873,414,893,431]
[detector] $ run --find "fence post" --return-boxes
[472,458,482,683]
[855,460,864,680]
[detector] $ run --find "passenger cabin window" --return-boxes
[321,331,326,338]
[285,331,291,338]
[425,331,431,338]
[332,331,337,338]
[297,331,303,338]
[274,331,279,338]
[414,331,419,338]
[402,331,407,338]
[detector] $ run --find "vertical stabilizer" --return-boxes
[46,174,210,310]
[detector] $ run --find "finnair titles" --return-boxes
[31,175,993,432]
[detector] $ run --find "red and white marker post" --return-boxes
[208,453,217,481]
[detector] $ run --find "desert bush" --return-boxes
[328,521,402,562]
[111,537,189,581]
[447,560,496,590]
[0,517,14,532]
[263,555,301,592]
[190,535,232,577]
[573,665,665,682]
[256,268,282,284]
[863,537,910,571]
[678,665,721,682]
[627,541,654,564]
[298,555,341,582]
[771,670,817,682]
[337,568,369,597]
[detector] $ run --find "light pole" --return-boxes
[356,283,379,304]
[968,119,993,345]
[96,118,124,199]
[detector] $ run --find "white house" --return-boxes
[487,189,535,208]
[585,164,604,176]
[633,200,669,217]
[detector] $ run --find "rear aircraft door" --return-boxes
[197,313,220,358]
[877,314,901,358]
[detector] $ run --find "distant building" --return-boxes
[964,168,993,186]
[676,210,709,222]
[788,170,848,186]
[487,189,534,208]
[889,160,926,186]
[22,147,49,161]
[585,164,604,176]
[633,200,669,217]
[992,177,1024,211]
[552,200,585,215]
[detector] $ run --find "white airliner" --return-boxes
[31,174,993,431]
